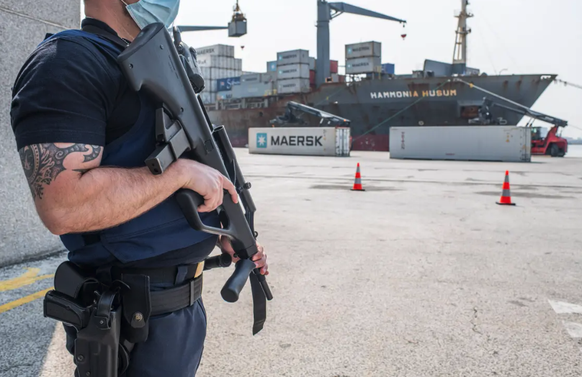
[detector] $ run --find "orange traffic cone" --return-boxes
[351,163,365,191]
[496,171,515,206]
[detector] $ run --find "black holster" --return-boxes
[44,262,151,377]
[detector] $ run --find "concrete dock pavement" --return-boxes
[1,150,581,376]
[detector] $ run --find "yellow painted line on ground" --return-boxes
[0,268,54,292]
[0,287,53,314]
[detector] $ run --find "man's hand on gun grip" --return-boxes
[177,159,238,212]
[218,236,269,276]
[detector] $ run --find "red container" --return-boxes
[330,60,339,74]
[309,70,316,85]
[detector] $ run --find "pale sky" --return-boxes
[99,0,582,138]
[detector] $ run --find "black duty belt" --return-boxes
[150,275,203,316]
[110,262,205,317]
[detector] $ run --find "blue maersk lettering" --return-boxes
[271,135,323,147]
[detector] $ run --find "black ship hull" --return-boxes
[208,74,556,151]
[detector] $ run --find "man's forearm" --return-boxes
[39,163,186,235]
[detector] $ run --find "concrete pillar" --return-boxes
[0,1,81,266]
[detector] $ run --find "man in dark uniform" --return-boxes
[10,0,268,375]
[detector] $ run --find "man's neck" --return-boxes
[85,5,140,41]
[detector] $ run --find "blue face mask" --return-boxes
[121,0,180,29]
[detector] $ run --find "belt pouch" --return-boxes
[120,274,151,343]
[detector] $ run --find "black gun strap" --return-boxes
[250,273,267,335]
[81,24,129,50]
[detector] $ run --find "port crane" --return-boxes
[316,1,406,87]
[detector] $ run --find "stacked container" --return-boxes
[345,41,382,74]
[232,72,277,99]
[196,44,242,104]
[276,49,311,94]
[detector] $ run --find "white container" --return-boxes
[277,78,311,94]
[277,64,310,80]
[389,126,532,162]
[232,82,276,98]
[200,67,242,80]
[235,58,243,71]
[249,127,351,156]
[345,57,381,74]
[345,41,381,59]
[277,49,310,66]
[309,57,316,70]
[200,91,217,104]
[241,73,261,84]
[197,56,238,69]
[196,44,235,57]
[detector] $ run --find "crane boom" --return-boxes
[316,0,405,87]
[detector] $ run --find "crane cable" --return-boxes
[554,79,582,91]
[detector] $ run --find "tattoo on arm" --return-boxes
[18,144,102,200]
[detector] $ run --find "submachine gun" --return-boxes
[43,22,272,377]
[118,22,273,328]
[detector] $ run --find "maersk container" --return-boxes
[195,44,234,57]
[345,57,381,74]
[197,56,238,69]
[277,78,311,94]
[249,127,351,157]
[241,73,261,84]
[389,126,532,162]
[267,61,277,72]
[228,19,247,37]
[277,64,310,80]
[217,77,241,92]
[345,41,381,59]
[232,82,276,98]
[277,49,310,66]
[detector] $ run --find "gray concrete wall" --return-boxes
[0,2,81,266]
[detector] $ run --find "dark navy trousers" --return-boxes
[124,298,207,377]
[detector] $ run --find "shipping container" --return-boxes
[330,60,339,74]
[241,73,261,84]
[277,64,310,80]
[249,127,351,156]
[381,63,395,75]
[217,91,234,100]
[277,78,311,94]
[197,55,240,69]
[345,57,381,74]
[235,59,242,71]
[267,61,277,72]
[200,67,242,80]
[217,77,241,92]
[199,91,217,104]
[195,44,234,57]
[345,41,381,59]
[309,59,339,73]
[389,126,532,162]
[262,72,277,82]
[232,82,276,99]
[277,49,310,66]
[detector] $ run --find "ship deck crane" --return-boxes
[316,0,406,87]
[270,101,351,127]
[176,0,247,37]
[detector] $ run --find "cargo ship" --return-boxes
[197,0,556,151]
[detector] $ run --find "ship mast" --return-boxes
[452,0,473,64]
